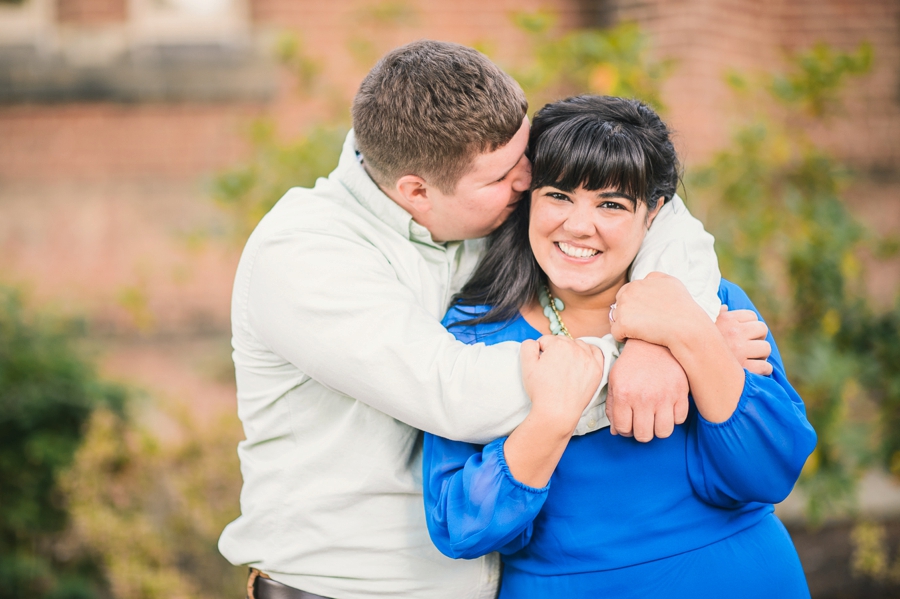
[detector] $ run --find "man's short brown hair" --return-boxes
[352,40,528,194]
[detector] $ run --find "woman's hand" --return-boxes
[520,335,605,432]
[508,336,604,487]
[716,306,773,376]
[610,272,708,348]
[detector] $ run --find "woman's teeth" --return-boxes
[558,242,599,258]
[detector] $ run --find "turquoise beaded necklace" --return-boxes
[538,285,572,338]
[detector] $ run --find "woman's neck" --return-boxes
[521,279,625,339]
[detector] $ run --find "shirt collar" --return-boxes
[334,130,444,248]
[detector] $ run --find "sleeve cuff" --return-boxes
[488,437,550,494]
[694,369,752,429]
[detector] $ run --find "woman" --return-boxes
[422,95,816,598]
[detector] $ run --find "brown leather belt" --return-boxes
[247,569,333,599]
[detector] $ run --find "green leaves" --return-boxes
[508,16,673,112]
[212,122,348,241]
[690,42,897,523]
[771,42,873,117]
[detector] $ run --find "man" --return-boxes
[220,40,721,599]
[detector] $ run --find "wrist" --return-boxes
[668,317,718,361]
[525,406,578,440]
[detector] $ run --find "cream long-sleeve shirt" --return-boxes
[219,131,721,599]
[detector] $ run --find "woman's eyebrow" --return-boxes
[597,190,637,204]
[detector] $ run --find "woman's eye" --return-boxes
[599,201,625,210]
[548,192,570,201]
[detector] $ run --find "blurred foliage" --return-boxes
[60,405,245,599]
[1,285,244,598]
[507,12,674,112]
[691,42,900,523]
[0,288,124,599]
[213,120,348,241]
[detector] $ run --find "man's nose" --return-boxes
[511,156,532,192]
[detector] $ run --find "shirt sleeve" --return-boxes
[630,194,722,320]
[685,285,817,508]
[422,434,548,559]
[245,228,531,443]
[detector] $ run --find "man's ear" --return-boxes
[395,175,433,216]
[645,196,665,228]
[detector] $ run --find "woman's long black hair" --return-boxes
[450,95,681,327]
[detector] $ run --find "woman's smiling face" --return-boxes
[529,185,663,298]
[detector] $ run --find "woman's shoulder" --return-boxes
[442,303,539,346]
[441,303,492,328]
[717,279,759,315]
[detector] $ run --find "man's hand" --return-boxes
[716,306,773,376]
[606,339,689,442]
[521,335,605,433]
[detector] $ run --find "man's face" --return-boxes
[426,118,532,242]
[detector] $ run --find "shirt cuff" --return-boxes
[572,334,620,436]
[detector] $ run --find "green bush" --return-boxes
[0,288,125,599]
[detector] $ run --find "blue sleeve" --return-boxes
[686,281,818,508]
[422,433,549,559]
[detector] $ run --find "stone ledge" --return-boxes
[0,43,277,103]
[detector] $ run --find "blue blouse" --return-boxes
[422,280,817,597]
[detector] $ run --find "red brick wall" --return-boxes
[0,103,259,180]
[606,0,900,170]
[56,0,127,24]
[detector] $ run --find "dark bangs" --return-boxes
[529,116,650,203]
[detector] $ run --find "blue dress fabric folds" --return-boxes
[423,280,816,598]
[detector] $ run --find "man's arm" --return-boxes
[245,228,600,444]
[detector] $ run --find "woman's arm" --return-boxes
[611,276,817,506]
[505,336,606,486]
[687,281,816,506]
[422,434,548,559]
[611,272,745,423]
[422,314,609,558]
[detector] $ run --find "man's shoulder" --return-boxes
[257,179,356,236]
[245,179,399,258]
